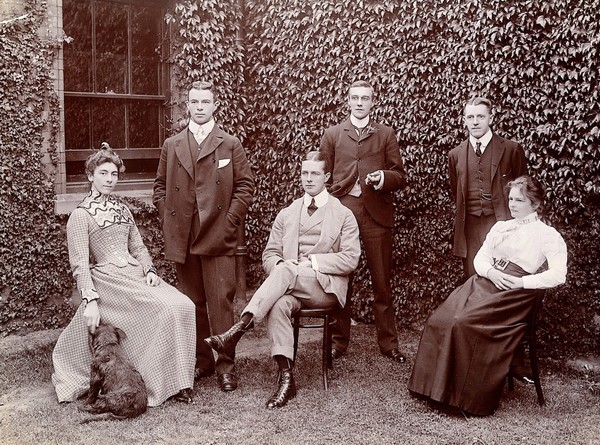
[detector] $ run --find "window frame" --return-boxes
[60,0,170,194]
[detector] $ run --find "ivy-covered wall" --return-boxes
[0,0,73,333]
[1,0,598,358]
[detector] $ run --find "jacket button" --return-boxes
[216,180,221,185]
[175,186,179,191]
[218,205,223,210]
[170,210,176,216]
[358,142,362,146]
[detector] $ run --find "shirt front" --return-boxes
[469,129,493,155]
[188,119,215,144]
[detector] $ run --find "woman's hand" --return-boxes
[146,270,161,287]
[487,269,525,290]
[83,300,100,334]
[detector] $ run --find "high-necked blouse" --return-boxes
[474,212,567,289]
[77,190,135,228]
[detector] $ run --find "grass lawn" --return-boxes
[0,320,598,445]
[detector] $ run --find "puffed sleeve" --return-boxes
[522,227,568,289]
[473,221,504,278]
[66,209,95,292]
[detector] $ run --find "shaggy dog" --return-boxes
[79,322,148,421]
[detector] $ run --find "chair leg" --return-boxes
[292,314,300,363]
[529,330,545,406]
[322,315,330,390]
[507,372,515,391]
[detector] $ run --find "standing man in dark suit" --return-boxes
[319,80,407,363]
[449,96,528,279]
[205,151,360,408]
[153,81,254,392]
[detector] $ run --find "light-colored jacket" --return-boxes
[262,195,361,306]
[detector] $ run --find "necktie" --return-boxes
[355,126,366,138]
[195,128,207,145]
[307,198,318,216]
[475,141,482,157]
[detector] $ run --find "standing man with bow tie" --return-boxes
[449,96,528,280]
[319,80,408,363]
[153,81,254,392]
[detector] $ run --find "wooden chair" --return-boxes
[292,306,340,390]
[508,292,546,405]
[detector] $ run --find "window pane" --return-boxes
[92,99,126,148]
[131,5,161,95]
[63,0,92,92]
[96,2,128,94]
[129,100,160,148]
[64,97,91,149]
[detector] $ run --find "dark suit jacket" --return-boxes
[319,118,406,228]
[448,134,528,257]
[262,195,360,306]
[153,126,254,261]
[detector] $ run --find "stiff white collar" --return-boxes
[469,129,493,153]
[350,114,370,129]
[303,189,329,208]
[189,118,215,136]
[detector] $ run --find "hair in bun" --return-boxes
[84,142,125,177]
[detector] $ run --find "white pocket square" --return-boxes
[218,159,231,168]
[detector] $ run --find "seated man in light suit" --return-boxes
[205,150,360,408]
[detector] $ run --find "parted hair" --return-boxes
[507,175,546,213]
[304,150,331,174]
[188,80,217,101]
[85,142,125,177]
[464,96,493,114]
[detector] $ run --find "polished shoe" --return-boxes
[218,372,238,392]
[266,369,296,409]
[511,370,535,385]
[510,365,535,385]
[204,320,252,357]
[383,348,406,363]
[172,388,194,404]
[331,348,345,360]
[194,367,215,381]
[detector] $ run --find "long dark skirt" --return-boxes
[407,263,542,416]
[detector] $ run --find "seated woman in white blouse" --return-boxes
[408,175,567,416]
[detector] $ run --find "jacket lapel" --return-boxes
[198,127,224,160]
[490,134,505,179]
[458,139,470,192]
[342,119,359,142]
[306,201,341,254]
[174,130,194,179]
[282,200,302,260]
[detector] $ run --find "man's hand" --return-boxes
[282,259,312,268]
[364,170,381,185]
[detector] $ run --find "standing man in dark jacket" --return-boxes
[449,96,528,279]
[153,81,254,391]
[319,79,407,363]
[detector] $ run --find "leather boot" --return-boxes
[204,319,252,357]
[266,369,296,409]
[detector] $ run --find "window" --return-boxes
[62,0,168,191]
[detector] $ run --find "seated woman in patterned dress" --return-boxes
[52,143,196,406]
[408,175,567,416]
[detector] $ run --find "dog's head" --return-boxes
[89,322,127,353]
